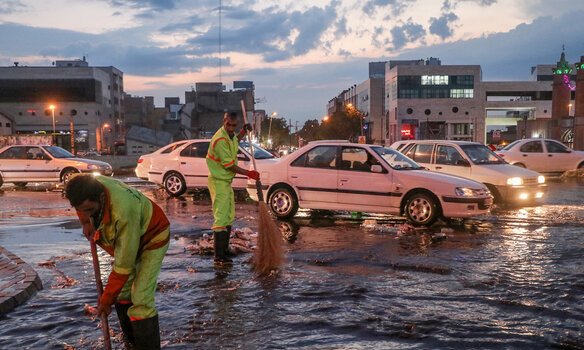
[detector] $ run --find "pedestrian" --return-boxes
[65,174,170,350]
[206,111,259,265]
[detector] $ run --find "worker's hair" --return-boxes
[224,111,238,120]
[65,174,104,207]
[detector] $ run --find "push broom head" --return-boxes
[252,201,284,275]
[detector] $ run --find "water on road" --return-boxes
[0,180,582,349]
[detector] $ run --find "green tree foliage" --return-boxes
[260,117,289,149]
[297,119,320,143]
[319,109,361,141]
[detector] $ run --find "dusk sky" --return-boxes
[1,0,584,125]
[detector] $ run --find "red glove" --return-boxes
[248,170,260,181]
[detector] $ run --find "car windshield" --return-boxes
[460,144,505,164]
[239,141,275,160]
[44,146,75,158]
[372,146,422,170]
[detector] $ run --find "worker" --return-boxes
[206,111,259,265]
[65,174,170,350]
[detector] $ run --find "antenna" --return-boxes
[218,0,222,84]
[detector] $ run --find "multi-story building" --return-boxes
[0,58,124,153]
[328,57,567,146]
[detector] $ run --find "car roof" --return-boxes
[402,140,481,145]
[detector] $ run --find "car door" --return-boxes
[432,144,472,179]
[178,141,210,188]
[288,145,338,203]
[543,140,573,172]
[337,146,394,208]
[517,140,547,172]
[24,146,59,181]
[0,146,30,182]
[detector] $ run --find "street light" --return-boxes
[49,104,56,144]
[346,103,364,137]
[101,123,110,153]
[267,112,276,147]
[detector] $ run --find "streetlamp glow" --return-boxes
[267,112,276,146]
[49,104,56,135]
[345,103,364,137]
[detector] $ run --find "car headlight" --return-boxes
[455,187,477,197]
[537,175,545,184]
[87,164,99,170]
[506,177,523,186]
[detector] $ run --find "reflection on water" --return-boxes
[0,181,583,349]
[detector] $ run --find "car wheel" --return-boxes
[404,192,439,226]
[0,175,3,187]
[14,182,28,188]
[164,172,187,197]
[577,162,584,170]
[268,187,298,219]
[61,169,79,184]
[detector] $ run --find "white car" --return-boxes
[496,138,584,176]
[391,140,547,205]
[247,140,493,226]
[135,140,189,179]
[0,145,113,187]
[147,139,276,196]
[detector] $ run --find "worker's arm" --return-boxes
[227,164,259,180]
[237,123,253,142]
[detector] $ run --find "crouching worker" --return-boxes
[65,174,170,350]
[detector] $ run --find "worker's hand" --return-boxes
[242,123,253,132]
[247,170,260,181]
[82,223,95,241]
[96,302,112,317]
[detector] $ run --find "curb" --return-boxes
[0,246,43,316]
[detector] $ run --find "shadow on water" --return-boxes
[0,180,583,349]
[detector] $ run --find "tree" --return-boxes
[298,119,320,143]
[260,117,289,149]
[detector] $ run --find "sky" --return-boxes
[1,0,584,125]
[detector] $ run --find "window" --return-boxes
[405,144,433,163]
[0,147,28,159]
[161,142,187,154]
[180,142,209,158]
[421,75,449,85]
[436,145,464,166]
[545,140,570,153]
[5,123,10,127]
[519,141,543,153]
[450,89,474,98]
[340,147,378,172]
[452,123,470,135]
[293,146,337,169]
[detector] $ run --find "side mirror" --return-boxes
[455,159,471,167]
[371,165,383,173]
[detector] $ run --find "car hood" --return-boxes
[67,157,112,167]
[396,169,487,190]
[472,163,541,180]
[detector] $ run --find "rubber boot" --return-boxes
[225,225,235,258]
[214,231,232,265]
[131,314,160,350]
[115,302,136,348]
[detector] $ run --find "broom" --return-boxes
[240,100,284,275]
[89,233,112,350]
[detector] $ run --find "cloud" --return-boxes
[390,20,426,49]
[0,0,26,14]
[362,0,412,16]
[429,12,458,39]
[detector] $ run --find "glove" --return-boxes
[243,123,253,132]
[248,170,260,181]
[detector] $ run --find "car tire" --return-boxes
[268,187,298,219]
[404,192,440,226]
[578,162,584,170]
[164,172,187,197]
[61,169,79,184]
[14,182,28,188]
[0,175,3,188]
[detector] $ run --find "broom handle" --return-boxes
[89,232,112,350]
[240,100,264,202]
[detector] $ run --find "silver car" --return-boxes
[0,145,113,187]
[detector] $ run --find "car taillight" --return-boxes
[137,158,143,163]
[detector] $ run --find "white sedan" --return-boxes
[496,138,584,176]
[135,140,189,179]
[247,140,493,226]
[146,139,275,196]
[0,145,113,187]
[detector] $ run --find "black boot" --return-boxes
[131,314,160,350]
[224,225,235,258]
[214,231,232,265]
[115,303,136,348]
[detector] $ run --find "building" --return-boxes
[0,112,14,136]
[0,58,124,153]
[125,125,172,155]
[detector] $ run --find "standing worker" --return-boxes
[206,111,259,265]
[65,174,170,350]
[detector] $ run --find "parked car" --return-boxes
[390,140,546,205]
[135,140,189,179]
[247,140,493,226]
[0,145,113,187]
[496,138,584,176]
[147,139,276,196]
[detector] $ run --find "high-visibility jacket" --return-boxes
[75,176,170,305]
[206,126,239,181]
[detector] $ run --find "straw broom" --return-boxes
[240,100,284,275]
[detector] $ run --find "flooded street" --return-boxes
[0,180,583,349]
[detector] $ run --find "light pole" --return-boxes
[267,112,276,147]
[101,123,110,153]
[49,104,56,145]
